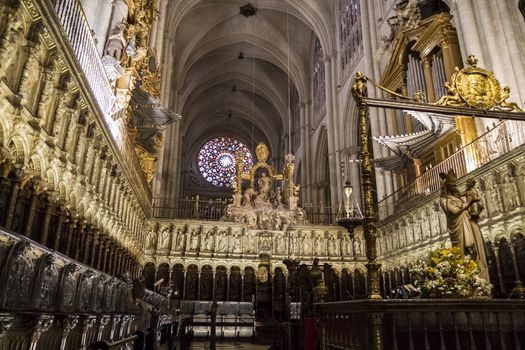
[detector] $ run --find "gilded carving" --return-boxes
[435,55,523,111]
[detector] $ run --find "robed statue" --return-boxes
[439,170,490,281]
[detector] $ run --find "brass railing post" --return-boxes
[351,72,382,301]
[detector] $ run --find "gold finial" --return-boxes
[466,54,478,67]
[255,142,269,163]
[352,72,368,100]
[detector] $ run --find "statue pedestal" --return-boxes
[288,196,299,210]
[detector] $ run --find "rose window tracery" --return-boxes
[198,137,253,187]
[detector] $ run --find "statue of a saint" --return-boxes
[439,171,490,281]
[204,231,214,251]
[217,231,228,252]
[302,235,311,255]
[272,187,283,208]
[189,229,199,251]
[242,187,257,207]
[146,229,157,250]
[256,172,271,203]
[158,227,171,249]
[314,235,324,256]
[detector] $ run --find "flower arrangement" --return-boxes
[411,246,492,298]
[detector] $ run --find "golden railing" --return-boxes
[378,120,525,220]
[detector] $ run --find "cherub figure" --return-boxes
[463,178,483,222]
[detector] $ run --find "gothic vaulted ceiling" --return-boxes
[164,0,335,190]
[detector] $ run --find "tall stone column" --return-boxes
[90,229,99,268]
[74,221,86,261]
[39,194,54,245]
[3,168,23,228]
[64,214,78,257]
[323,57,339,209]
[97,237,106,271]
[105,241,114,274]
[82,225,93,265]
[53,203,67,251]
[24,188,40,238]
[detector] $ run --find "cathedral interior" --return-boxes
[0,0,525,349]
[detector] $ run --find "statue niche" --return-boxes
[223,142,307,230]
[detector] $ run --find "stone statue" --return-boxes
[314,234,324,256]
[328,235,336,255]
[217,231,228,252]
[146,229,157,250]
[439,170,490,281]
[245,233,256,253]
[242,186,257,207]
[290,232,298,255]
[175,229,184,249]
[272,187,283,209]
[275,234,285,254]
[231,232,242,253]
[189,229,199,251]
[501,173,520,210]
[270,211,282,230]
[0,13,26,78]
[104,21,128,60]
[204,231,214,251]
[353,238,362,255]
[302,235,311,255]
[295,207,307,225]
[256,172,271,203]
[158,226,171,249]
[258,210,273,230]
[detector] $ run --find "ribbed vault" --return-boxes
[163,0,334,195]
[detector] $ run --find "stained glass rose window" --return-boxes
[198,137,253,187]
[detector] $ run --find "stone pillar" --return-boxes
[2,168,23,228]
[240,272,244,302]
[90,229,100,267]
[226,271,230,301]
[24,189,40,238]
[39,194,54,245]
[197,270,202,300]
[64,215,78,257]
[105,241,115,275]
[82,226,93,265]
[74,221,86,261]
[182,269,187,300]
[53,204,67,251]
[97,238,107,271]
[323,57,339,209]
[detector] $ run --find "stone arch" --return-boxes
[215,265,228,301]
[142,262,156,290]
[229,266,242,301]
[156,263,170,290]
[185,264,199,300]
[6,136,25,166]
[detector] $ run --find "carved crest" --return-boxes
[436,55,523,111]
